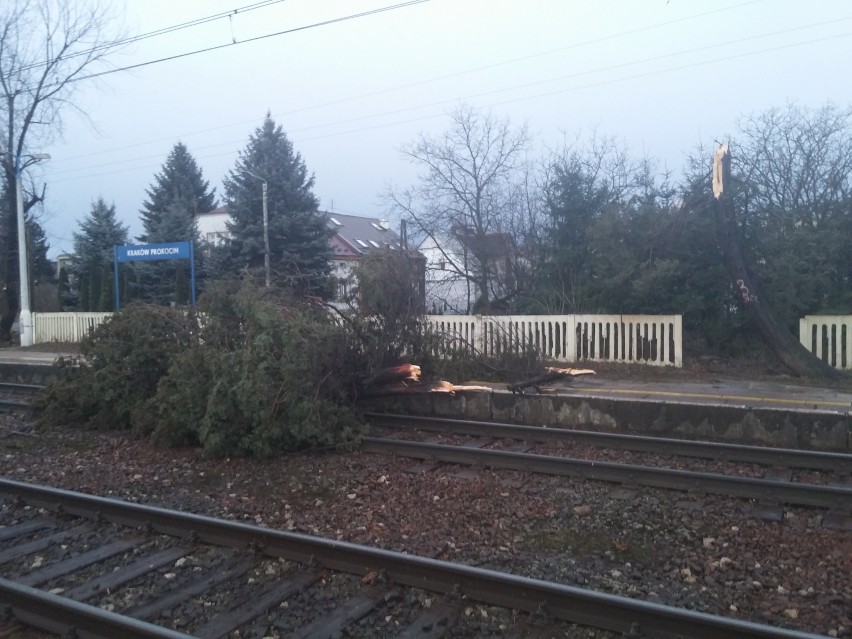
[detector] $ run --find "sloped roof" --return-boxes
[199,205,229,217]
[196,207,405,257]
[326,212,402,257]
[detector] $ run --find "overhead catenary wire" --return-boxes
[17,0,290,73]
[48,0,763,165]
[44,23,852,184]
[64,0,432,85]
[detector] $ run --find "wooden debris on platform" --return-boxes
[423,381,493,395]
[362,364,492,397]
[508,366,595,395]
[365,364,421,389]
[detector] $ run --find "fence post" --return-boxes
[673,315,683,367]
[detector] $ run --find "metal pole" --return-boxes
[113,246,121,311]
[262,179,270,288]
[15,162,32,347]
[13,153,49,346]
[189,242,197,305]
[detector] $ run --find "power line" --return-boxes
[67,0,432,84]
[46,25,852,188]
[50,0,760,164]
[19,0,289,73]
[46,19,852,180]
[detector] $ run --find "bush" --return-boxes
[36,304,193,430]
[138,282,366,457]
[39,279,367,457]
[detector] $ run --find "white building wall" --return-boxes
[418,236,474,314]
[197,211,230,245]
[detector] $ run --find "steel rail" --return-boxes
[361,438,852,511]
[0,578,195,639]
[0,477,829,639]
[0,382,44,394]
[0,399,34,412]
[366,413,852,472]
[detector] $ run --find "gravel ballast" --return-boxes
[0,408,849,638]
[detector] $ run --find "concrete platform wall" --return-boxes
[365,390,851,453]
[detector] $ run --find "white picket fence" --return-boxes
[800,315,852,371]
[426,314,684,367]
[26,312,852,371]
[32,312,113,344]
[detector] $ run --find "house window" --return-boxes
[355,239,369,248]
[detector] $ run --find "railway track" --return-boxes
[0,381,42,413]
[0,478,831,639]
[0,382,44,394]
[365,413,852,521]
[366,413,852,472]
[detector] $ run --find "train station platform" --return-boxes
[0,347,79,384]
[364,369,852,453]
[554,374,852,416]
[2,346,850,451]
[0,347,77,366]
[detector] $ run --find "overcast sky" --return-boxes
[31,0,852,257]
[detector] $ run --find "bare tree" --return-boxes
[0,0,121,340]
[388,104,533,314]
[736,103,852,229]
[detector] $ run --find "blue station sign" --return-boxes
[113,241,197,309]
[116,242,192,262]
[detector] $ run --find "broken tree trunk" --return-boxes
[712,144,838,379]
[365,364,421,389]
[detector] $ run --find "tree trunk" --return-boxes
[1,180,20,341]
[712,144,838,379]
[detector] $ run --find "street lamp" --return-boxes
[16,152,50,347]
[243,170,270,288]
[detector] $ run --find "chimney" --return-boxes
[378,218,390,230]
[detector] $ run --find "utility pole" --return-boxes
[15,152,50,347]
[261,179,270,288]
[244,171,270,287]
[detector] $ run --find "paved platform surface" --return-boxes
[555,375,852,415]
[0,348,78,366]
[1,347,850,415]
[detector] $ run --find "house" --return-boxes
[196,207,422,306]
[327,213,403,302]
[197,205,231,246]
[417,227,518,315]
[417,233,472,314]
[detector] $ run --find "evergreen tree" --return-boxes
[71,198,129,311]
[27,217,53,284]
[139,143,216,243]
[220,114,332,294]
[137,143,215,304]
[531,143,621,313]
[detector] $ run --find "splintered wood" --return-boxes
[363,363,595,397]
[367,364,421,388]
[363,364,491,397]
